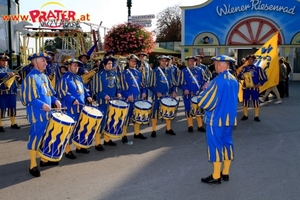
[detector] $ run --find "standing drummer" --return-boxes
[0,53,21,132]
[178,56,206,133]
[92,56,121,151]
[58,58,93,159]
[120,54,147,143]
[21,52,62,177]
[149,55,177,138]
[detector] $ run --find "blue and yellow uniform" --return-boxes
[58,58,91,157]
[0,54,20,132]
[149,55,177,137]
[197,55,238,183]
[178,56,206,132]
[58,72,90,120]
[238,55,267,121]
[92,56,121,150]
[45,61,61,92]
[21,52,59,177]
[137,52,151,99]
[121,54,147,140]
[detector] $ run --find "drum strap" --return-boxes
[186,67,200,91]
[126,69,140,93]
[157,67,169,91]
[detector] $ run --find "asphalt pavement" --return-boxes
[0,82,299,200]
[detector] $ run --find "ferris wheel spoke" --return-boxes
[246,21,255,42]
[257,29,275,44]
[254,21,264,42]
[234,29,252,44]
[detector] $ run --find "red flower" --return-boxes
[104,23,155,56]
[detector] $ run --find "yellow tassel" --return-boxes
[0,118,2,126]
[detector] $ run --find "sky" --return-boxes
[19,0,207,34]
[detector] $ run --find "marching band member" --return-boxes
[167,55,180,87]
[238,54,268,122]
[92,56,121,151]
[58,58,93,159]
[45,51,60,91]
[196,55,238,184]
[77,54,89,76]
[137,52,151,98]
[21,54,34,81]
[149,55,177,138]
[178,56,206,133]
[196,55,212,80]
[21,52,62,177]
[99,50,115,71]
[120,54,147,143]
[0,53,21,132]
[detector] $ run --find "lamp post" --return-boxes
[127,0,132,23]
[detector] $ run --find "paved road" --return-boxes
[0,82,300,200]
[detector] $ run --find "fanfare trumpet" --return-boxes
[81,67,99,84]
[0,66,22,89]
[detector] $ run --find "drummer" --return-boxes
[58,58,93,159]
[149,55,178,138]
[179,56,206,133]
[21,52,62,177]
[92,56,121,151]
[120,54,148,143]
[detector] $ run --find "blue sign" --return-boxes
[182,0,300,45]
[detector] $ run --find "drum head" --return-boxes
[134,101,152,109]
[161,97,178,106]
[110,100,128,108]
[83,106,103,117]
[52,112,75,124]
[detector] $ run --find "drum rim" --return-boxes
[160,97,178,107]
[51,113,76,125]
[82,106,103,118]
[134,100,152,110]
[109,100,129,108]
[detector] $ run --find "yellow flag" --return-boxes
[237,31,279,100]
[254,32,279,92]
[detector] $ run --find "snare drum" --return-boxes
[38,112,75,162]
[191,96,201,117]
[159,97,179,120]
[132,100,152,124]
[104,100,129,138]
[72,106,103,149]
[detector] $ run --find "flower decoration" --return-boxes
[104,23,155,56]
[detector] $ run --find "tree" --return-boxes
[156,5,181,42]
[44,37,63,52]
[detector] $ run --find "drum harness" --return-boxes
[186,66,200,96]
[157,67,169,95]
[126,68,140,94]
